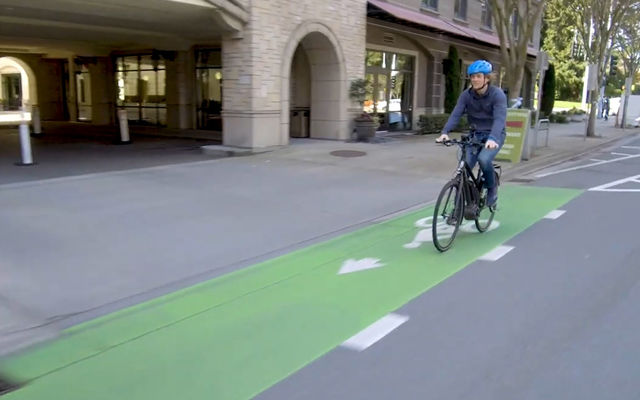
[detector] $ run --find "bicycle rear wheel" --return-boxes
[475,172,498,232]
[432,179,463,252]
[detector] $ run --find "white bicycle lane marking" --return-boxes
[403,216,500,249]
[535,147,640,178]
[588,174,640,192]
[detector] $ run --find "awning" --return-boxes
[367,0,538,57]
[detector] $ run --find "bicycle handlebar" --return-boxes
[436,135,485,148]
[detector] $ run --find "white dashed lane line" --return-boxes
[478,245,515,262]
[544,209,566,219]
[342,314,409,352]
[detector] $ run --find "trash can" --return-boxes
[290,107,310,138]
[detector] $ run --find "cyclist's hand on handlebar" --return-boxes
[435,133,450,143]
[485,139,499,149]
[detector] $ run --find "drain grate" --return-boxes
[0,376,21,396]
[330,150,367,158]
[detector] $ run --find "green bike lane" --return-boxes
[1,185,580,400]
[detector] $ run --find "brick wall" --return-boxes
[222,0,367,114]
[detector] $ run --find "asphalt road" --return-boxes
[257,137,640,400]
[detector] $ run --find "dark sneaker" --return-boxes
[487,186,498,207]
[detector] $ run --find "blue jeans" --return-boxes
[465,131,505,189]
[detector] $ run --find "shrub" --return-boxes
[549,112,568,123]
[417,114,468,134]
[443,46,461,114]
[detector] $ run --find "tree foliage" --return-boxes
[542,0,585,100]
[613,3,640,79]
[443,45,461,114]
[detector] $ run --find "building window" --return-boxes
[421,0,438,11]
[455,0,467,20]
[481,1,492,29]
[116,54,167,126]
[365,50,415,131]
[195,49,223,131]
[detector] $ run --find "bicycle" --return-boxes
[432,134,501,252]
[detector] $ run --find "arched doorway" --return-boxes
[0,57,37,111]
[281,23,347,144]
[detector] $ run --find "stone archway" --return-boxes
[281,22,348,144]
[0,57,37,110]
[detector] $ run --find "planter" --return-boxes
[354,119,377,140]
[571,114,585,122]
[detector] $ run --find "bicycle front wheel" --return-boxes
[475,172,498,232]
[432,179,463,252]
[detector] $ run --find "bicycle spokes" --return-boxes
[433,180,462,252]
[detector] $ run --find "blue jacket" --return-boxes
[442,85,507,142]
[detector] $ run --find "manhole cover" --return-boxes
[330,150,367,158]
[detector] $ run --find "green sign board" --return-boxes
[496,109,531,163]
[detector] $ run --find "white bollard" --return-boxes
[17,117,34,165]
[31,105,42,135]
[117,109,131,144]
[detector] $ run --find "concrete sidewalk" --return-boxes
[0,118,637,356]
[256,118,637,182]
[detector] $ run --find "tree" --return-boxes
[567,0,639,136]
[541,63,556,116]
[542,0,586,101]
[443,46,461,113]
[612,3,640,126]
[613,4,640,78]
[489,0,546,103]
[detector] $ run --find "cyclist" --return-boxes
[436,60,507,207]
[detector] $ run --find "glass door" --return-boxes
[75,65,92,121]
[365,50,415,131]
[196,49,223,131]
[116,55,167,126]
[1,73,21,111]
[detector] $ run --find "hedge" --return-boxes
[417,114,468,134]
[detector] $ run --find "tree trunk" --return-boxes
[586,92,597,137]
[506,70,524,105]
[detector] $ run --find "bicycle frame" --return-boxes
[453,145,485,218]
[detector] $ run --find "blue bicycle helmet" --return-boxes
[467,60,492,75]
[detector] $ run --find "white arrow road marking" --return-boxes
[341,313,409,351]
[544,209,566,219]
[338,258,385,275]
[478,245,515,261]
[588,174,640,192]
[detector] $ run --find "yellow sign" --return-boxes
[496,109,531,163]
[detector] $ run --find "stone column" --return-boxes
[222,33,282,148]
[166,50,195,130]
